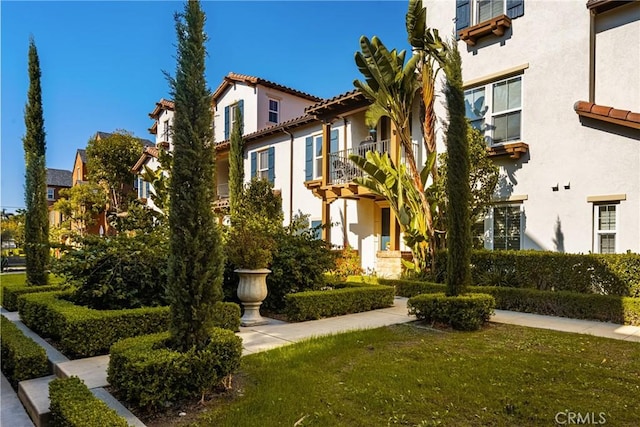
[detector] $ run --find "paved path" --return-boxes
[2,297,639,427]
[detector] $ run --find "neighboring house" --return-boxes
[46,168,72,227]
[140,1,638,275]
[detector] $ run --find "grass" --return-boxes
[191,323,640,427]
[0,273,64,305]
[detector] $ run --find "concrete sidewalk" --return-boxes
[2,297,639,427]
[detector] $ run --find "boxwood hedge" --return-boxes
[1,282,62,311]
[0,315,49,388]
[432,250,640,296]
[284,284,394,322]
[49,376,128,427]
[385,278,640,325]
[108,329,242,410]
[18,291,240,358]
[407,293,496,331]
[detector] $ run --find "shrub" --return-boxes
[108,329,242,410]
[49,376,128,427]
[392,279,640,326]
[1,282,61,311]
[408,293,496,331]
[17,292,240,358]
[284,285,394,322]
[432,250,640,296]
[331,247,364,280]
[51,231,169,310]
[0,315,49,388]
[264,225,337,312]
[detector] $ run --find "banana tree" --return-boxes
[349,151,437,273]
[353,34,436,271]
[406,0,447,181]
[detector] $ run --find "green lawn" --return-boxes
[192,323,640,426]
[0,272,64,287]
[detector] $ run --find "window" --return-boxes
[47,188,55,201]
[595,204,616,254]
[163,120,169,142]
[257,150,269,180]
[251,147,275,183]
[224,100,243,140]
[230,104,238,131]
[491,204,521,250]
[311,220,322,240]
[457,0,524,30]
[464,76,522,145]
[381,208,391,250]
[137,177,150,199]
[268,99,279,124]
[313,135,323,179]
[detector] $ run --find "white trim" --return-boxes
[587,194,626,203]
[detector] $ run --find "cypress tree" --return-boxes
[443,40,471,296]
[166,0,224,351]
[228,106,245,219]
[22,37,49,286]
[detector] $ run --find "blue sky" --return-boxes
[1,0,418,213]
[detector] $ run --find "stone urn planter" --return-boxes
[236,268,271,326]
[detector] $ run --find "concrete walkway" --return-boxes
[2,297,639,427]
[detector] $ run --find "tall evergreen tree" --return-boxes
[444,39,471,296]
[22,37,49,286]
[166,0,224,351]
[228,106,245,219]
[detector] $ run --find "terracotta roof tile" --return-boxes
[304,89,370,119]
[574,100,640,130]
[212,72,322,103]
[148,98,175,118]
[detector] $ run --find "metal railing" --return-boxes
[328,139,420,185]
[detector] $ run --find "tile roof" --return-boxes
[148,98,175,119]
[212,72,323,103]
[131,146,160,173]
[46,168,73,187]
[574,101,640,130]
[304,89,370,119]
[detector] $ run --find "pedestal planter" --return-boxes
[235,268,270,326]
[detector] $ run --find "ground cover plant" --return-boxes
[190,323,640,427]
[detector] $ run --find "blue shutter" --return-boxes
[224,106,230,140]
[267,146,275,184]
[238,100,244,130]
[456,0,471,32]
[506,0,524,19]
[305,136,313,181]
[330,129,339,153]
[250,151,257,178]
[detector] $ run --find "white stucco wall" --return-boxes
[427,0,639,254]
[256,88,317,128]
[214,84,258,142]
[155,109,175,151]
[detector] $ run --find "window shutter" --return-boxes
[305,136,313,181]
[268,146,275,184]
[456,0,471,32]
[224,106,230,140]
[506,0,524,19]
[330,129,339,153]
[145,182,150,198]
[238,99,244,130]
[250,151,257,178]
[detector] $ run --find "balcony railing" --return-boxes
[328,139,420,185]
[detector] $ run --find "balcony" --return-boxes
[213,183,230,211]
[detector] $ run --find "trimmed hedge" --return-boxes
[407,293,496,331]
[284,285,394,322]
[387,278,640,326]
[433,250,640,296]
[108,329,242,410]
[18,291,240,358]
[1,282,61,311]
[0,315,49,388]
[49,376,128,427]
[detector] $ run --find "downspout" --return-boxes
[342,117,348,248]
[589,9,596,103]
[283,127,294,224]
